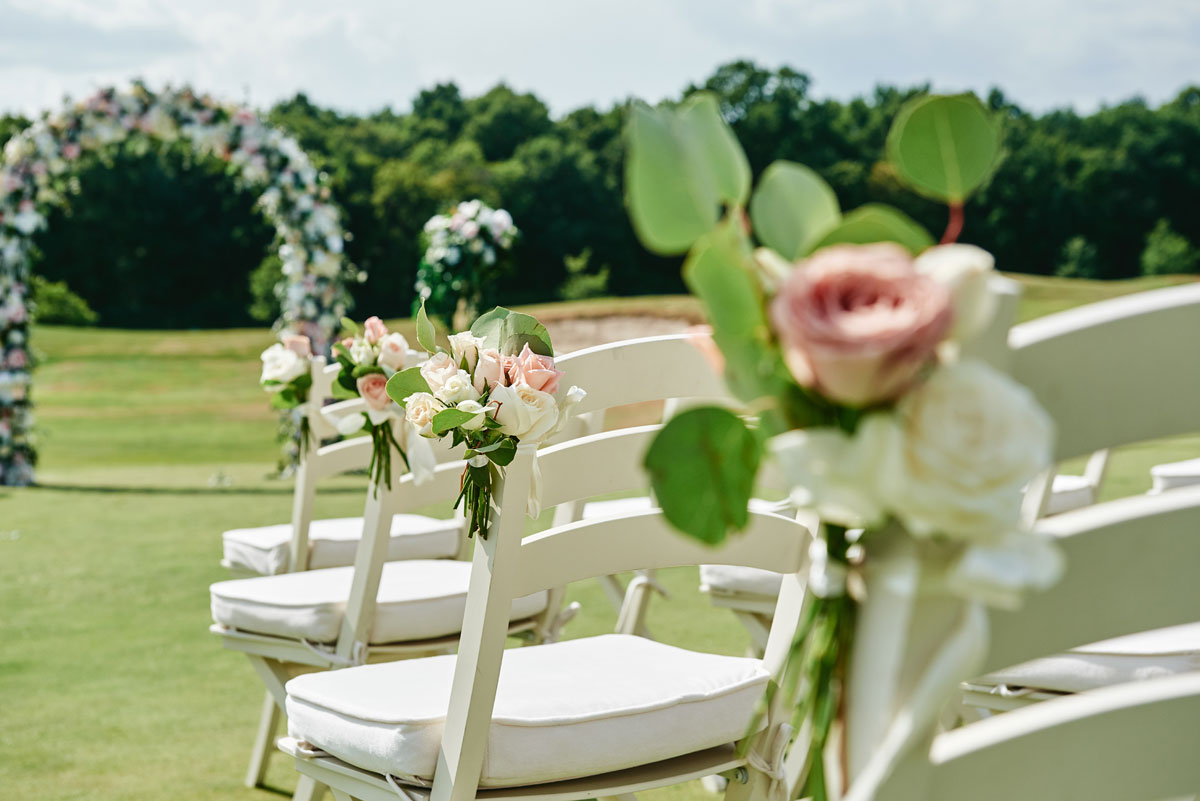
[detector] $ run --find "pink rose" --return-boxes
[769,243,952,407]
[363,316,388,345]
[356,373,391,412]
[283,335,311,357]
[474,348,507,394]
[506,343,562,395]
[6,349,27,369]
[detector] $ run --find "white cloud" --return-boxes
[0,0,1195,118]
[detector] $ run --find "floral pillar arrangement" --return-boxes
[626,93,1062,799]
[0,82,358,485]
[386,303,584,538]
[415,200,518,329]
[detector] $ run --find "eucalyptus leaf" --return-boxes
[679,93,751,206]
[431,407,478,434]
[469,306,510,349]
[625,102,719,255]
[469,306,554,355]
[340,317,359,336]
[683,224,763,339]
[351,364,385,379]
[812,204,934,255]
[416,299,438,353]
[643,407,761,544]
[385,367,432,407]
[485,438,517,466]
[887,93,1001,203]
[750,161,841,260]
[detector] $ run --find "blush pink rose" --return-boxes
[6,349,27,369]
[769,243,953,407]
[685,325,725,376]
[356,373,391,411]
[283,334,311,357]
[363,316,388,345]
[506,343,563,395]
[474,348,507,394]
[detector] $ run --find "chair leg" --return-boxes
[293,774,328,801]
[245,689,283,787]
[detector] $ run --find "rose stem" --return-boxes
[940,202,964,244]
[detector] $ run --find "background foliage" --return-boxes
[2,61,1197,328]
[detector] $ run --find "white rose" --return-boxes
[420,352,459,395]
[260,343,307,387]
[349,339,377,367]
[455,399,489,431]
[877,360,1054,540]
[434,370,482,405]
[404,392,444,437]
[914,244,997,344]
[448,332,485,371]
[769,423,890,529]
[488,383,559,443]
[377,332,411,372]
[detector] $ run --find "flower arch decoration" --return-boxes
[0,82,358,486]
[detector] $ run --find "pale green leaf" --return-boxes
[749,161,841,260]
[812,204,935,255]
[887,93,1001,203]
[416,299,437,353]
[678,93,751,206]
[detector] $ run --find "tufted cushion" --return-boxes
[285,634,768,786]
[211,561,547,644]
[222,514,462,575]
[982,623,1200,694]
[699,564,784,598]
[1044,473,1095,516]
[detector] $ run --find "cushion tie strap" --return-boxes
[300,638,366,668]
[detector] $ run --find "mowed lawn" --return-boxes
[1,277,1196,801]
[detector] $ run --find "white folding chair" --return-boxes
[217,334,741,797]
[868,486,1200,801]
[959,282,1200,712]
[222,358,463,578]
[278,425,816,801]
[1150,456,1200,494]
[226,358,466,790]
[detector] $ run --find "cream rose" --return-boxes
[489,383,559,442]
[876,360,1054,540]
[914,244,997,343]
[404,392,444,437]
[435,370,482,405]
[769,423,890,529]
[349,339,377,367]
[377,332,411,372]
[260,343,307,387]
[420,352,459,395]
[455,399,489,431]
[448,332,485,372]
[473,348,506,394]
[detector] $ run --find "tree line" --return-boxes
[2,60,1197,328]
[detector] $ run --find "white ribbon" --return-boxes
[526,452,543,519]
[807,537,849,599]
[405,424,437,486]
[747,723,794,801]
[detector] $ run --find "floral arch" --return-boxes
[0,82,357,486]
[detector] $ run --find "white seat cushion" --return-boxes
[699,564,784,598]
[582,496,782,520]
[222,514,462,575]
[1150,457,1200,493]
[1044,473,1094,516]
[285,634,768,786]
[982,623,1200,694]
[211,561,547,644]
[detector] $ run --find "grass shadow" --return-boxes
[25,483,361,497]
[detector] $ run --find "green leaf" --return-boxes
[292,373,313,391]
[416,299,438,353]
[678,93,751,206]
[643,407,761,544]
[749,161,841,260]
[624,102,719,255]
[469,307,554,355]
[385,367,432,407]
[351,364,385,379]
[683,224,763,340]
[887,93,1001,203]
[484,438,517,466]
[269,390,298,411]
[340,317,359,336]
[431,407,478,434]
[812,203,934,255]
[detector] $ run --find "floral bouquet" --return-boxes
[626,93,1061,799]
[329,315,425,491]
[415,200,519,327]
[259,334,314,456]
[385,304,584,539]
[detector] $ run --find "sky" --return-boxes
[0,0,1197,119]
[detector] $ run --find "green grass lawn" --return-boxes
[1,277,1196,800]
